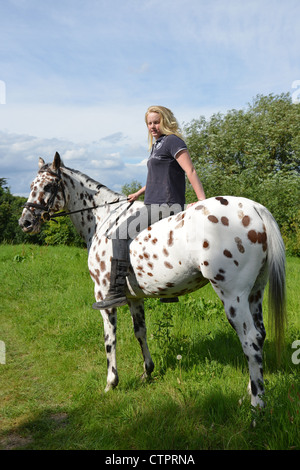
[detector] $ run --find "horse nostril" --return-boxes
[19,218,32,230]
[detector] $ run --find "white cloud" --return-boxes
[0,128,148,196]
[99,132,126,144]
[0,103,147,144]
[91,153,123,170]
[62,148,87,161]
[134,158,147,167]
[1,0,299,197]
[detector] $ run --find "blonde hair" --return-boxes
[145,105,183,149]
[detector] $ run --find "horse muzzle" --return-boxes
[19,209,42,234]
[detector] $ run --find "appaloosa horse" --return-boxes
[19,152,286,408]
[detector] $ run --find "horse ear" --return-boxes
[52,152,61,170]
[39,158,45,169]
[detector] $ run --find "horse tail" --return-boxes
[255,203,287,360]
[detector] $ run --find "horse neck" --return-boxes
[61,166,120,247]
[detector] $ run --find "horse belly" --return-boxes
[127,216,207,298]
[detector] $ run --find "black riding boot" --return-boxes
[92,258,129,309]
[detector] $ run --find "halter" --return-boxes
[23,166,132,223]
[23,167,67,223]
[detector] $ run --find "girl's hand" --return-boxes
[187,202,197,209]
[127,192,139,202]
[187,200,205,209]
[127,186,146,202]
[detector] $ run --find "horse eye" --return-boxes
[44,184,53,192]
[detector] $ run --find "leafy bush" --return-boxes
[184,93,300,255]
[43,217,85,247]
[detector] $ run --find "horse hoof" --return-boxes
[105,379,119,392]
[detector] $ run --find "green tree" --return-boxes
[121,180,144,200]
[0,178,42,244]
[183,93,300,255]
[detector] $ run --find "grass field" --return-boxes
[0,244,299,450]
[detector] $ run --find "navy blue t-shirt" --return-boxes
[144,134,187,206]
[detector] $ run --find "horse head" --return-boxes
[19,152,67,234]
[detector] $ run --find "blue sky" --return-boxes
[1,0,300,196]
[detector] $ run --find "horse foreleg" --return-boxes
[100,308,119,392]
[129,299,154,380]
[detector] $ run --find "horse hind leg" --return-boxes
[100,308,119,392]
[248,268,268,352]
[128,299,154,380]
[223,294,266,408]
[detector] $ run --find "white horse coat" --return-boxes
[19,153,286,408]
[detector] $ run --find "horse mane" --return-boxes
[62,165,122,200]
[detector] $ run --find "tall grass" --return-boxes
[0,244,299,450]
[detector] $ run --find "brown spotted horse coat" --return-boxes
[19,153,286,408]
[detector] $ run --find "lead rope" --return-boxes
[45,198,131,222]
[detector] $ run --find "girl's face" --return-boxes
[147,112,163,140]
